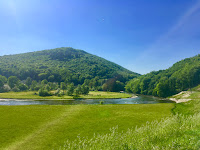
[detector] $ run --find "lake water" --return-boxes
[0,95,174,105]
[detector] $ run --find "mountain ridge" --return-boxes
[0,47,139,90]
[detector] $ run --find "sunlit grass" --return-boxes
[61,113,200,150]
[0,104,173,150]
[0,91,132,100]
[60,97,200,150]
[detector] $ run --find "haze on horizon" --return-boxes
[0,0,200,74]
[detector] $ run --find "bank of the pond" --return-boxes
[0,95,174,105]
[0,91,132,100]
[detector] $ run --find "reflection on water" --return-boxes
[0,96,174,105]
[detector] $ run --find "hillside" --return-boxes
[126,54,200,97]
[0,47,139,90]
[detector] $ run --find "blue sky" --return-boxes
[0,0,200,74]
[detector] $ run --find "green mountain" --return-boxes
[126,54,200,97]
[0,47,139,89]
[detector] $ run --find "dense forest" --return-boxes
[126,54,200,97]
[0,47,139,94]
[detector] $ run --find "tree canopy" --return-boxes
[126,54,200,97]
[0,47,139,91]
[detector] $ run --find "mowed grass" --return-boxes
[62,98,200,150]
[0,91,132,100]
[0,104,173,150]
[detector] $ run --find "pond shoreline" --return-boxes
[0,95,174,106]
[0,96,135,101]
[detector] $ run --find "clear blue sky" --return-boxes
[0,0,200,74]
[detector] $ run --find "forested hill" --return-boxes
[126,54,200,97]
[0,47,139,90]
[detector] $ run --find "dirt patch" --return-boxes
[169,98,192,103]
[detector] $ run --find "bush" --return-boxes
[38,89,52,97]
[18,83,28,91]
[99,100,104,105]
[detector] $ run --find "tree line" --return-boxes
[126,54,200,97]
[0,74,131,96]
[0,75,90,97]
[0,47,139,93]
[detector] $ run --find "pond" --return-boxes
[0,95,174,105]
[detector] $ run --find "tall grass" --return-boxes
[60,113,200,150]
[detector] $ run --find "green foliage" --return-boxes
[0,47,139,89]
[8,76,19,89]
[0,79,4,88]
[45,84,51,91]
[0,79,4,92]
[38,88,52,96]
[0,75,7,84]
[54,88,62,96]
[18,83,28,91]
[126,54,200,97]
[67,83,75,96]
[41,79,48,85]
[81,84,89,95]
[74,84,82,97]
[30,80,37,90]
[99,100,104,105]
[102,79,125,92]
[60,82,67,94]
[25,77,32,88]
[12,86,20,92]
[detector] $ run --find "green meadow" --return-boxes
[61,99,200,150]
[0,104,173,150]
[0,91,132,100]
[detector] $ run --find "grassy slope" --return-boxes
[0,91,132,100]
[0,104,173,150]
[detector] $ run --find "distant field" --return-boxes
[0,91,132,100]
[0,104,173,150]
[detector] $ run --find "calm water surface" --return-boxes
[0,95,174,105]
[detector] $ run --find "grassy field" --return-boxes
[60,94,200,150]
[0,104,173,150]
[62,110,200,150]
[0,91,132,100]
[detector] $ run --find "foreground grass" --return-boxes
[0,91,132,100]
[61,114,200,150]
[0,104,173,150]
[61,99,200,150]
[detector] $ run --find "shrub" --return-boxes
[99,100,104,105]
[38,89,52,97]
[18,83,28,91]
